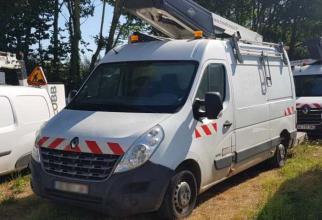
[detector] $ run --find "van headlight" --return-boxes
[114,125,164,173]
[32,132,41,163]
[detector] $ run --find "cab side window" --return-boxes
[196,64,226,101]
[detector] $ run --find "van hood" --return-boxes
[296,97,322,109]
[39,109,171,155]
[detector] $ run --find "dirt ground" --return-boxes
[0,143,321,220]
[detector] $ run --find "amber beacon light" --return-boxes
[130,34,139,43]
[194,31,203,39]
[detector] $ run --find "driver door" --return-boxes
[193,61,235,185]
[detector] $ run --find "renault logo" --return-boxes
[70,137,79,149]
[302,107,310,115]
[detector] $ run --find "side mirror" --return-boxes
[67,90,78,103]
[205,92,223,119]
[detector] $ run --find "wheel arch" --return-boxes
[280,129,291,148]
[175,159,202,192]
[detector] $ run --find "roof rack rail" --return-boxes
[124,0,263,43]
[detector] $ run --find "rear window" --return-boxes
[0,96,14,128]
[295,75,322,97]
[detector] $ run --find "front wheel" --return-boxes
[270,144,287,168]
[159,170,198,220]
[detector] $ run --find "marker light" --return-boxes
[194,31,203,39]
[130,34,139,43]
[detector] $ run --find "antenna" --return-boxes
[124,0,263,43]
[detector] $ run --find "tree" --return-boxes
[89,0,148,71]
[65,0,94,90]
[66,0,81,89]
[89,0,107,72]
[105,0,124,54]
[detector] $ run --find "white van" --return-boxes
[292,37,322,137]
[293,62,322,136]
[30,0,296,219]
[0,86,54,175]
[0,52,66,175]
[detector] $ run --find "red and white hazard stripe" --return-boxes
[38,137,124,155]
[195,123,218,139]
[284,107,295,116]
[296,103,322,109]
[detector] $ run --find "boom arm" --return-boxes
[124,0,263,42]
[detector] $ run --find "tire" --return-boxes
[158,170,198,220]
[270,143,287,168]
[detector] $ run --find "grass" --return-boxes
[0,143,321,220]
[255,143,322,220]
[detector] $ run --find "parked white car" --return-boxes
[0,86,55,175]
[0,51,66,175]
[30,0,296,219]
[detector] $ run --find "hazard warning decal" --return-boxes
[27,66,48,86]
[284,107,295,116]
[296,103,322,109]
[38,137,125,156]
[195,123,218,139]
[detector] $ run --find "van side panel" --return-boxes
[231,56,270,159]
[267,58,296,142]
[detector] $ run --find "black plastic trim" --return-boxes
[214,155,233,170]
[30,160,174,217]
[236,138,280,163]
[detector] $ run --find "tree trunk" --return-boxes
[105,0,123,54]
[89,0,107,72]
[52,0,60,82]
[68,0,81,90]
[289,21,298,60]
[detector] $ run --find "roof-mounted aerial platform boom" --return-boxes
[124,0,263,43]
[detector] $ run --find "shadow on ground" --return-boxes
[0,162,272,220]
[257,168,322,220]
[3,158,321,220]
[0,193,156,220]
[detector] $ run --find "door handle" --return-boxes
[223,121,233,128]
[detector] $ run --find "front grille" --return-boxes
[297,108,322,125]
[41,148,120,181]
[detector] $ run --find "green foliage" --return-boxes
[195,0,322,59]
[0,0,321,90]
[255,144,322,220]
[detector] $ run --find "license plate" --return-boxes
[54,181,89,194]
[297,124,316,130]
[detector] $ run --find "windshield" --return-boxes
[295,75,322,97]
[68,61,198,113]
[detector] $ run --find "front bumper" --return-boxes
[30,159,173,217]
[297,124,322,136]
